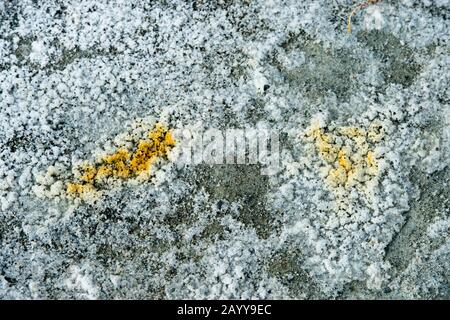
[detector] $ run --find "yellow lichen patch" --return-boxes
[337,149,352,172]
[328,166,348,186]
[130,140,155,173]
[66,123,175,199]
[102,148,132,178]
[80,165,97,182]
[366,151,376,168]
[305,124,382,188]
[302,118,387,218]
[66,182,97,200]
[308,127,338,162]
[366,151,378,176]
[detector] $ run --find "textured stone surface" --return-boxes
[0,0,448,299]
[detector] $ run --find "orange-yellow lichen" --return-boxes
[306,125,381,188]
[337,149,352,172]
[366,151,376,168]
[308,127,338,162]
[66,123,175,198]
[66,182,96,197]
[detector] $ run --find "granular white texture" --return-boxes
[0,0,448,299]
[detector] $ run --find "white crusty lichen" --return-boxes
[64,265,100,300]
[301,113,385,214]
[0,0,448,299]
[271,102,430,295]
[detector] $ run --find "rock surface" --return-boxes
[0,0,448,299]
